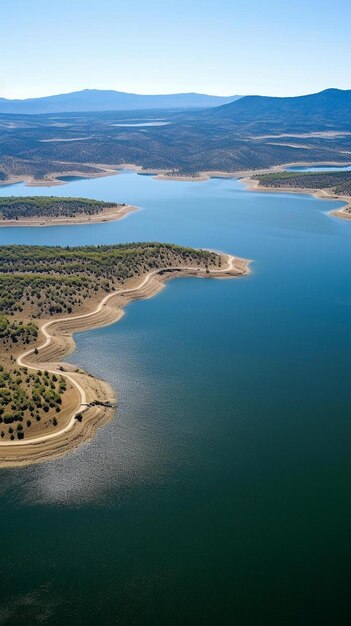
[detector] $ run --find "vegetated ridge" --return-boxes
[0,196,123,220]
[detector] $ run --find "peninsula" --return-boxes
[244,169,351,220]
[0,242,249,467]
[0,196,135,226]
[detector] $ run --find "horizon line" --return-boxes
[1,86,350,102]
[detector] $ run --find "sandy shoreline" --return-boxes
[241,175,351,220]
[0,253,250,468]
[0,163,129,188]
[0,203,136,227]
[122,161,351,220]
[2,159,350,220]
[1,159,350,186]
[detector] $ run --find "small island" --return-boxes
[0,196,135,226]
[248,170,351,220]
[0,242,249,467]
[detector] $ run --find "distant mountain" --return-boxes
[1,87,350,180]
[207,88,351,132]
[0,89,241,114]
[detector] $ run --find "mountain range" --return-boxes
[0,88,350,181]
[0,89,241,114]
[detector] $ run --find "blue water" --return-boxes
[287,165,351,172]
[111,122,171,127]
[0,170,345,257]
[0,171,350,625]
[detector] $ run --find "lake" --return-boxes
[0,171,350,625]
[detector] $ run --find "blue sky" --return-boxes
[1,0,350,99]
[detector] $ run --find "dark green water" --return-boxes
[0,172,350,625]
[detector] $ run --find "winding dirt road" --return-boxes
[0,254,247,451]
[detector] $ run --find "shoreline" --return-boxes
[1,159,351,187]
[241,175,351,221]
[0,253,250,468]
[0,203,137,227]
[1,159,351,220]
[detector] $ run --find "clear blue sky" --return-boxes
[1,0,350,99]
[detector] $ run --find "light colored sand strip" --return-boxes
[0,255,247,452]
[0,204,136,227]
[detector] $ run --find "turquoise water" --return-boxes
[287,165,351,172]
[0,171,350,625]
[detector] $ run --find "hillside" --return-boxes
[0,88,350,180]
[208,88,351,132]
[0,89,241,114]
